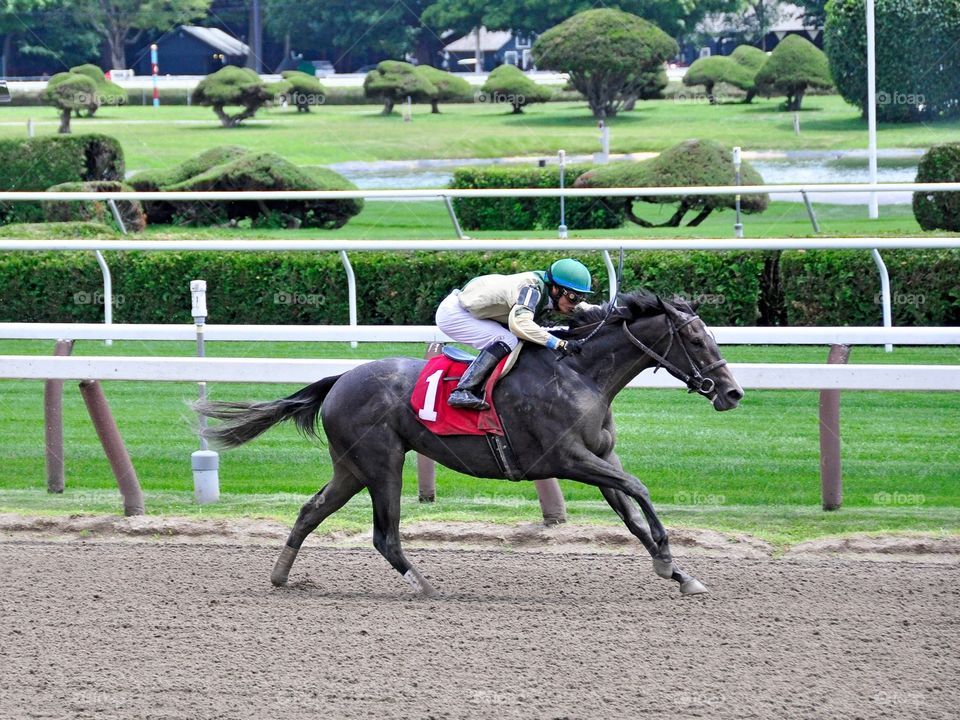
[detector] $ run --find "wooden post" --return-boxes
[820,344,851,510]
[417,342,444,502]
[78,380,144,516]
[44,339,75,493]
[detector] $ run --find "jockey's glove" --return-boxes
[555,338,584,357]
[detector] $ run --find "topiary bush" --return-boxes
[754,35,832,111]
[0,134,124,224]
[163,151,363,229]
[44,180,146,232]
[825,0,960,122]
[912,143,960,232]
[479,65,552,113]
[363,60,437,115]
[69,64,127,115]
[728,45,768,103]
[681,56,756,104]
[279,70,326,112]
[192,66,274,128]
[43,73,98,134]
[414,65,471,113]
[533,9,678,118]
[450,165,624,231]
[573,139,768,227]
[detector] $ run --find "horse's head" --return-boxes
[572,291,743,411]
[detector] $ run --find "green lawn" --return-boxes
[2,95,958,172]
[1,340,957,546]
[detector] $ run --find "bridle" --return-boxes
[621,312,727,396]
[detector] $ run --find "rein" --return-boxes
[621,314,727,396]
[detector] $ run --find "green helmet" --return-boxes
[547,258,592,293]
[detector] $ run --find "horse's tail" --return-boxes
[194,375,342,449]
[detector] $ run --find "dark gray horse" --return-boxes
[196,291,743,597]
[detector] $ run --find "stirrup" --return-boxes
[448,389,489,411]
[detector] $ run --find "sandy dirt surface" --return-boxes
[1,529,958,719]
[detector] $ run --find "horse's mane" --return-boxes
[564,290,699,335]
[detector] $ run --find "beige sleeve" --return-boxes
[508,305,552,345]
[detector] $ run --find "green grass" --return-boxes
[3,95,959,172]
[0,340,957,546]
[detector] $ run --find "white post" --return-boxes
[598,121,610,163]
[190,279,220,503]
[27,118,34,138]
[93,250,113,346]
[866,0,879,219]
[558,149,568,239]
[733,147,743,239]
[403,95,412,122]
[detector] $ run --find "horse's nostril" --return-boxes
[727,388,744,402]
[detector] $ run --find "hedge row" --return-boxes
[451,165,624,231]
[3,248,955,327]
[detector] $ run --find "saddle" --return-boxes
[410,348,509,436]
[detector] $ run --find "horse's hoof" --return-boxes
[270,545,299,587]
[680,578,709,595]
[403,568,439,598]
[653,557,674,579]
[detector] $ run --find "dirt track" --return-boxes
[1,536,958,720]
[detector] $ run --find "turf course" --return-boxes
[1,340,957,547]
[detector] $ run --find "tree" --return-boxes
[754,35,832,110]
[479,65,551,114]
[795,0,829,27]
[279,71,325,112]
[573,139,768,227]
[69,64,126,116]
[682,56,744,104]
[532,9,677,119]
[363,60,437,115]
[414,65,470,113]
[43,73,98,133]
[912,143,960,232]
[727,44,768,102]
[192,66,274,128]
[78,0,211,70]
[825,0,960,122]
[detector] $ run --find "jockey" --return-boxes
[435,258,595,411]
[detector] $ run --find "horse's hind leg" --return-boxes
[365,454,438,599]
[271,469,364,586]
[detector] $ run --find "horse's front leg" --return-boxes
[579,452,707,595]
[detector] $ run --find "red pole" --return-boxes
[79,380,144,516]
[44,339,74,493]
[819,344,851,510]
[417,342,444,502]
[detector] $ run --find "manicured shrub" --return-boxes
[164,151,363,229]
[478,65,552,114]
[825,0,960,122]
[69,64,127,115]
[414,65,471,113]
[45,181,146,233]
[754,35,832,111]
[43,73,98,134]
[450,165,624,231]
[728,45,768,103]
[681,55,757,104]
[573,139,768,227]
[533,9,678,118]
[363,60,437,115]
[279,71,326,112]
[0,222,117,238]
[0,134,124,223]
[912,143,960,232]
[192,66,274,128]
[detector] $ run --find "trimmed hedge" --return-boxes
[912,143,960,232]
[2,248,957,327]
[45,180,146,232]
[450,165,624,231]
[0,134,125,224]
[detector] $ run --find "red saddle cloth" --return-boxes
[410,355,508,436]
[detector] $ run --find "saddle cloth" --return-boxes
[410,355,508,436]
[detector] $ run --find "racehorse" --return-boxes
[195,291,743,597]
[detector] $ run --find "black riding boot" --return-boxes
[447,341,512,411]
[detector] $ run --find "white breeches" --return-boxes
[435,291,519,351]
